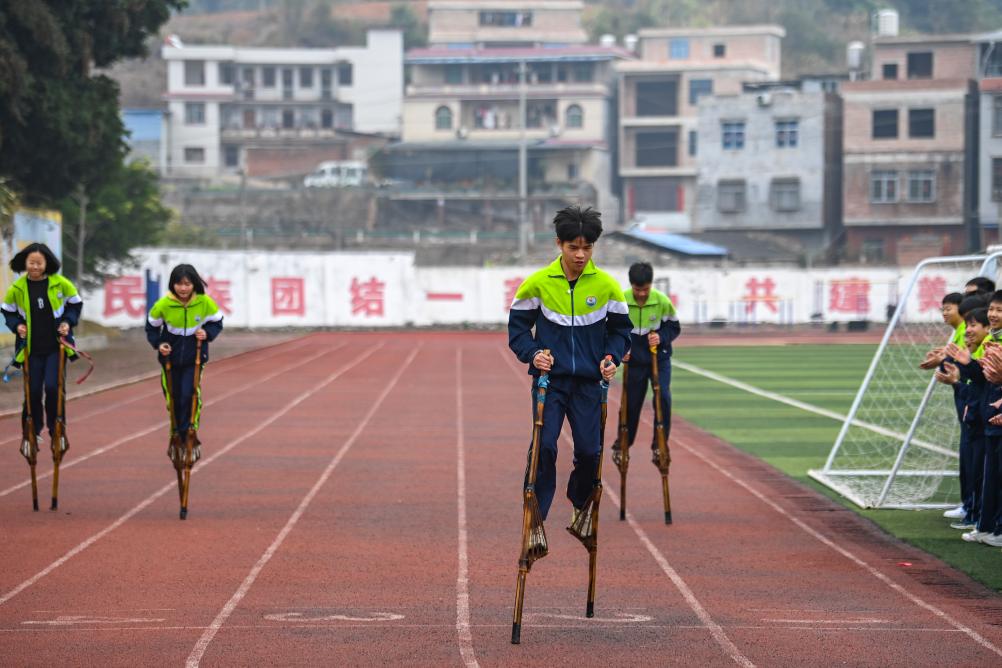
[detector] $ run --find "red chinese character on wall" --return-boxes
[504,277,525,311]
[271,277,305,316]
[742,277,779,315]
[103,275,146,317]
[350,277,386,317]
[205,276,233,315]
[829,278,871,314]
[917,276,948,313]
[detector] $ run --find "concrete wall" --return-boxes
[427,1,587,45]
[980,83,1002,228]
[695,89,826,231]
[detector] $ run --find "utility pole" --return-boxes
[518,60,528,262]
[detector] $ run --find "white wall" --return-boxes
[84,249,972,329]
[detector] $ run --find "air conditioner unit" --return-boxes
[456,126,469,139]
[756,93,772,107]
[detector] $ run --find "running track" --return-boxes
[2,332,1002,667]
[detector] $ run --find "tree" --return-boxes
[0,1,185,203]
[390,3,427,49]
[59,160,173,283]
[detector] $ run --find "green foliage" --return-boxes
[59,161,173,282]
[390,3,426,49]
[158,220,222,249]
[0,1,185,203]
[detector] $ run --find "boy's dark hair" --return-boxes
[9,243,60,275]
[942,292,964,306]
[990,290,1002,307]
[959,295,987,316]
[966,307,990,328]
[553,205,602,243]
[966,276,996,294]
[628,262,654,286]
[168,264,206,296]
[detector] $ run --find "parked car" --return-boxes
[303,161,367,188]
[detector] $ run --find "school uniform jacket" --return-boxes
[145,293,223,367]
[508,256,632,380]
[1,274,82,363]
[624,287,680,367]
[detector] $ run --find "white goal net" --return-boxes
[809,252,1002,509]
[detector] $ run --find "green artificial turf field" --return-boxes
[671,342,1002,592]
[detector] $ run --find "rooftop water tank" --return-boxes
[847,41,865,70]
[875,8,899,37]
[599,34,616,48]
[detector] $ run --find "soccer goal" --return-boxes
[809,252,1002,509]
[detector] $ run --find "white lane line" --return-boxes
[499,349,754,668]
[185,345,419,668]
[0,342,343,499]
[0,344,377,608]
[455,348,479,668]
[670,432,1002,660]
[673,360,955,459]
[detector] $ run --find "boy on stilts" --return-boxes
[507,206,631,638]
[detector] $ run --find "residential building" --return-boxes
[841,32,977,265]
[161,30,402,180]
[616,25,785,231]
[976,31,1002,244]
[695,82,843,257]
[384,0,628,233]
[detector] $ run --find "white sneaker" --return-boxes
[943,504,967,519]
[981,533,1002,547]
[962,530,990,543]
[950,521,976,530]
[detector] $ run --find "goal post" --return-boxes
[809,252,1002,509]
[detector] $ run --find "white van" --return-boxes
[303,160,367,188]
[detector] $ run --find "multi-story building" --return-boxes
[161,30,402,180]
[841,31,978,264]
[976,30,1002,244]
[694,81,843,256]
[616,25,784,231]
[385,0,628,233]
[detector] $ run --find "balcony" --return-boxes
[406,82,608,99]
[220,126,348,141]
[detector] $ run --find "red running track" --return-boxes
[1,331,1002,667]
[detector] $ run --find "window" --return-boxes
[634,178,684,211]
[223,145,239,168]
[993,96,1002,136]
[282,109,295,129]
[882,63,898,80]
[219,63,235,85]
[567,162,579,180]
[479,10,532,26]
[775,119,799,148]
[861,239,885,263]
[321,68,333,98]
[184,102,206,125]
[572,63,593,82]
[669,38,689,59]
[713,43,726,58]
[722,121,745,150]
[688,129,697,156]
[993,158,1002,201]
[688,79,713,106]
[321,108,334,129]
[183,147,205,163]
[907,170,936,202]
[872,109,898,139]
[871,170,899,203]
[262,66,276,87]
[336,103,353,129]
[184,61,205,86]
[718,180,746,213]
[300,67,314,88]
[445,65,462,85]
[281,68,293,99]
[565,104,583,129]
[635,129,679,167]
[907,52,933,79]
[636,80,678,116]
[435,105,453,130]
[909,108,935,138]
[771,178,801,212]
[338,63,353,86]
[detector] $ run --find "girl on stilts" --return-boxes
[2,243,83,455]
[146,265,223,465]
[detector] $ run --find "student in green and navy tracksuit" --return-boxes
[611,262,681,466]
[508,206,632,521]
[2,243,83,446]
[146,265,223,457]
